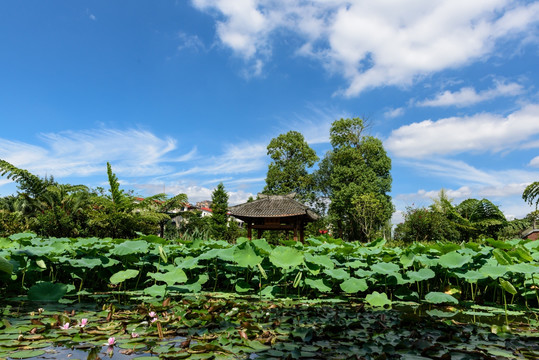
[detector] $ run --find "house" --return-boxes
[522,229,539,241]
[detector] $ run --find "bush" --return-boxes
[394,207,460,243]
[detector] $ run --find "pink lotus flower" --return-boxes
[61,323,70,330]
[80,318,88,327]
[108,337,116,346]
[148,311,157,318]
[151,317,158,323]
[131,332,139,338]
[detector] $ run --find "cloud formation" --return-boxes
[0,128,194,178]
[192,0,539,95]
[385,103,539,158]
[417,81,523,107]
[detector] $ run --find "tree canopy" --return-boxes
[263,131,318,203]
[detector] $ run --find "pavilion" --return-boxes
[229,193,319,242]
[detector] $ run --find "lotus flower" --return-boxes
[131,332,139,338]
[108,337,116,346]
[61,323,70,330]
[80,318,88,327]
[148,311,157,318]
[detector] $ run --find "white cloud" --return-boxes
[177,32,206,52]
[417,81,523,107]
[384,107,404,119]
[192,0,539,95]
[0,128,195,178]
[386,103,539,158]
[167,142,267,177]
[0,179,13,187]
[530,156,539,167]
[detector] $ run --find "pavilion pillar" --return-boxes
[257,229,263,239]
[300,224,305,243]
[247,224,252,240]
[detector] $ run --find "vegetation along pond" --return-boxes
[1,233,539,359]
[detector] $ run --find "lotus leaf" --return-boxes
[233,242,262,267]
[304,253,334,269]
[269,246,304,269]
[424,292,458,305]
[110,240,150,256]
[148,268,187,285]
[0,256,12,274]
[9,350,46,359]
[438,251,472,269]
[109,269,140,284]
[371,262,400,274]
[492,248,513,265]
[27,282,67,302]
[143,284,167,297]
[508,263,539,274]
[305,278,331,292]
[499,278,517,295]
[251,238,273,254]
[323,268,350,280]
[340,277,368,293]
[365,291,391,307]
[478,264,508,279]
[406,268,435,282]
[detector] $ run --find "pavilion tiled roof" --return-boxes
[229,193,319,221]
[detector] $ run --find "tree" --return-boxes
[455,198,506,239]
[325,118,393,241]
[136,192,188,238]
[263,131,319,203]
[211,183,229,239]
[523,182,539,228]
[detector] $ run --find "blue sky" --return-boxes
[1,1,539,223]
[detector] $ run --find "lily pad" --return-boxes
[27,282,67,302]
[424,291,458,305]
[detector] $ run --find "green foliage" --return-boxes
[394,207,461,243]
[211,182,229,239]
[324,118,393,241]
[523,182,539,227]
[263,130,319,203]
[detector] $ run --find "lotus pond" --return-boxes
[1,233,539,359]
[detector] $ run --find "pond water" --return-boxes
[1,295,538,360]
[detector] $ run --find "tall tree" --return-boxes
[211,183,229,239]
[523,182,539,228]
[263,131,319,203]
[326,118,393,241]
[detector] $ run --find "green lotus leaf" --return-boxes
[109,269,139,284]
[233,242,262,268]
[143,284,167,298]
[365,291,392,307]
[269,246,304,269]
[340,277,368,293]
[424,291,459,305]
[68,257,103,269]
[109,240,150,256]
[478,264,508,279]
[457,270,487,282]
[304,253,335,269]
[148,268,187,285]
[508,263,539,274]
[438,251,472,269]
[251,239,273,254]
[0,256,13,274]
[499,278,517,295]
[492,248,513,265]
[27,282,67,302]
[323,268,350,280]
[371,262,400,274]
[235,280,253,293]
[406,268,435,282]
[9,350,46,359]
[486,238,513,249]
[304,277,332,292]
